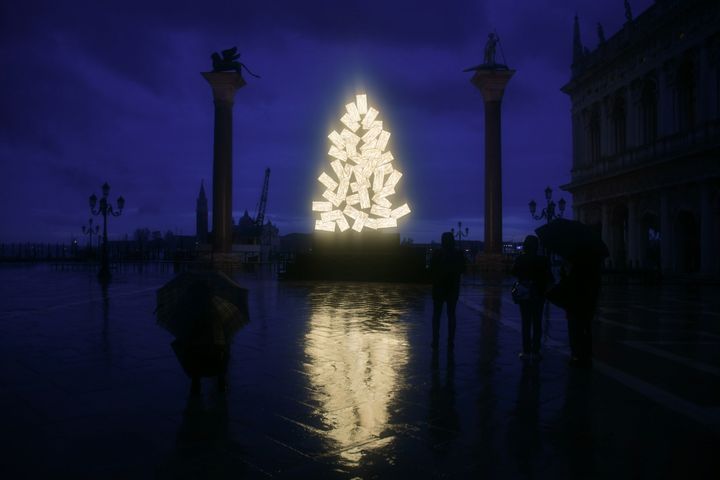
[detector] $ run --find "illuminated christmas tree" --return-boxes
[312,94,410,232]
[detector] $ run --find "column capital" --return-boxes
[202,72,246,104]
[470,69,516,102]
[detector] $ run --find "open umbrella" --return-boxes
[156,270,249,340]
[535,218,608,263]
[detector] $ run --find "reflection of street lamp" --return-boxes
[89,182,124,280]
[451,221,469,250]
[528,186,566,224]
[81,218,100,251]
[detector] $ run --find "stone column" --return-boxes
[697,46,712,125]
[600,97,611,157]
[660,191,673,272]
[627,198,639,269]
[202,72,246,254]
[471,68,515,255]
[627,84,642,149]
[658,63,675,137]
[601,203,612,268]
[572,112,583,169]
[700,183,714,274]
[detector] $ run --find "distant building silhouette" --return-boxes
[233,210,257,244]
[562,0,720,276]
[196,181,208,244]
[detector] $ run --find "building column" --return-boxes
[697,45,712,125]
[601,203,612,268]
[202,72,246,254]
[572,112,583,169]
[627,84,642,149]
[660,191,673,272]
[470,68,516,255]
[600,97,611,157]
[700,183,714,274]
[658,63,676,136]
[627,198,639,269]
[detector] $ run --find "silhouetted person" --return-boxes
[562,258,601,367]
[431,232,465,350]
[172,282,230,394]
[511,235,553,359]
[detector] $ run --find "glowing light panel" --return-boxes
[313,94,410,232]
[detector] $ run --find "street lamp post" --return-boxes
[451,221,470,251]
[81,218,100,253]
[528,186,566,224]
[89,182,124,280]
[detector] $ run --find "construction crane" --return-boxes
[254,168,270,228]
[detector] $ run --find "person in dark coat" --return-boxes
[511,235,553,358]
[173,282,230,395]
[563,257,602,367]
[431,232,466,350]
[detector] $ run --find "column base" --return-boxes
[474,253,513,273]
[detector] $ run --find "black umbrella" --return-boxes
[156,270,249,340]
[535,218,608,263]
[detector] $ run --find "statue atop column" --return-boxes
[624,0,633,23]
[211,47,261,78]
[484,33,498,65]
[463,33,515,258]
[463,32,508,71]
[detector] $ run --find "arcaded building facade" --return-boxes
[561,0,720,276]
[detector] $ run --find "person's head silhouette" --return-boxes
[522,235,539,255]
[441,232,455,250]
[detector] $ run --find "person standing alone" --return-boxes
[431,232,466,350]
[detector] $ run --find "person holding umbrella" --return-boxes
[156,270,249,394]
[538,219,607,368]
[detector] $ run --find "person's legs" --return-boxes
[531,300,544,354]
[519,303,531,354]
[190,375,201,395]
[217,375,227,392]
[579,312,593,363]
[217,346,229,392]
[432,299,443,348]
[447,300,457,349]
[566,311,579,360]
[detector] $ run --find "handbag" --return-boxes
[511,280,532,304]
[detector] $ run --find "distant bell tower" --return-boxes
[196,180,209,243]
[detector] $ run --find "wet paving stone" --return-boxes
[0,265,719,478]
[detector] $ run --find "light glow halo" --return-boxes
[312,94,410,232]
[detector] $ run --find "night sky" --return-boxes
[0,0,654,244]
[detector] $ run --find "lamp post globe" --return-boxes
[528,186,565,224]
[451,221,469,251]
[81,218,100,254]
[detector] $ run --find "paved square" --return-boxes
[1,265,718,478]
